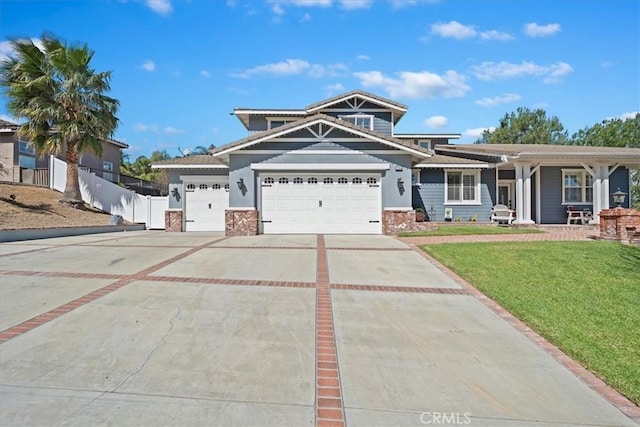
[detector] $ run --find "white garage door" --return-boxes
[185,183,229,231]
[261,174,381,234]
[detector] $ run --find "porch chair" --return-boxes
[490,204,515,224]
[566,206,593,225]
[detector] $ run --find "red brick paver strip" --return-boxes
[0,236,228,344]
[331,284,467,294]
[399,228,596,245]
[315,235,346,427]
[408,241,640,424]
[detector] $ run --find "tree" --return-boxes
[570,114,640,208]
[0,35,119,208]
[476,107,568,145]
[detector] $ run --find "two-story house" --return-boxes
[0,119,128,186]
[153,90,639,234]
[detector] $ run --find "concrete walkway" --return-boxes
[0,231,637,426]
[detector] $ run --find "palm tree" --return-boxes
[0,34,119,208]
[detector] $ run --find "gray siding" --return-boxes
[322,111,392,135]
[166,169,228,209]
[228,140,412,210]
[413,169,494,222]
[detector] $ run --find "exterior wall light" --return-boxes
[611,188,627,208]
[237,178,244,189]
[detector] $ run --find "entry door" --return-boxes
[185,183,229,231]
[261,174,381,234]
[498,181,515,208]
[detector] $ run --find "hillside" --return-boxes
[0,183,115,230]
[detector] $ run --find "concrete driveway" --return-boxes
[0,231,636,426]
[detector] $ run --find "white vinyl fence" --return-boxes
[49,156,167,229]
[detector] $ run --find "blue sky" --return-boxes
[1,0,638,158]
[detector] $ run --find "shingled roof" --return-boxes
[151,154,228,169]
[212,113,433,159]
[437,143,640,160]
[415,154,491,168]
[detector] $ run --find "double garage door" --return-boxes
[260,174,381,234]
[184,182,229,231]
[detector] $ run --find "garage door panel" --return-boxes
[184,183,229,232]
[261,174,381,234]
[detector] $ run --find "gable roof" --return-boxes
[151,154,228,169]
[212,113,433,159]
[0,119,20,130]
[232,90,409,129]
[305,90,408,122]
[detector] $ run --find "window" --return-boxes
[308,177,318,184]
[340,114,373,130]
[323,177,334,184]
[267,118,296,129]
[19,155,35,169]
[224,184,230,190]
[352,177,362,184]
[212,184,221,189]
[337,177,348,184]
[445,170,481,204]
[417,139,431,150]
[186,184,196,190]
[366,177,377,185]
[18,141,35,155]
[200,184,209,190]
[264,177,274,184]
[562,170,593,204]
[293,177,304,184]
[278,177,289,184]
[103,161,114,182]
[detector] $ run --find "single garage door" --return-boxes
[261,174,381,234]
[185,183,229,231]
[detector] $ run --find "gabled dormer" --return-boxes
[232,90,407,136]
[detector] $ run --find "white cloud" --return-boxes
[141,60,156,72]
[523,22,561,37]
[232,59,348,79]
[232,59,310,78]
[464,127,495,138]
[339,0,372,9]
[353,69,469,99]
[390,0,440,8]
[145,0,173,16]
[430,21,477,39]
[300,12,312,22]
[479,30,514,41]
[164,126,184,134]
[272,3,285,15]
[475,93,522,108]
[200,70,212,78]
[425,115,448,129]
[472,61,573,83]
[618,111,639,121]
[309,62,348,78]
[0,38,43,61]
[133,123,159,133]
[356,54,370,60]
[324,83,345,95]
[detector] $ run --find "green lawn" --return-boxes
[422,241,640,405]
[399,225,545,237]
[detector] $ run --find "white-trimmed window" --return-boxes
[562,169,593,204]
[267,118,296,129]
[445,170,481,204]
[103,161,114,182]
[340,114,374,130]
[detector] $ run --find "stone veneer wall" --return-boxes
[599,208,640,244]
[164,210,183,232]
[225,209,259,236]
[382,210,437,235]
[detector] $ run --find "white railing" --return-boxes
[49,156,167,229]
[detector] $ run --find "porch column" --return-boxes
[514,162,535,224]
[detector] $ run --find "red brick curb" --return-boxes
[316,235,346,427]
[331,284,468,294]
[0,237,228,344]
[406,241,640,423]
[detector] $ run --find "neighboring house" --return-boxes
[152,90,640,235]
[0,119,128,185]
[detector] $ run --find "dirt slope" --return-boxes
[0,183,115,230]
